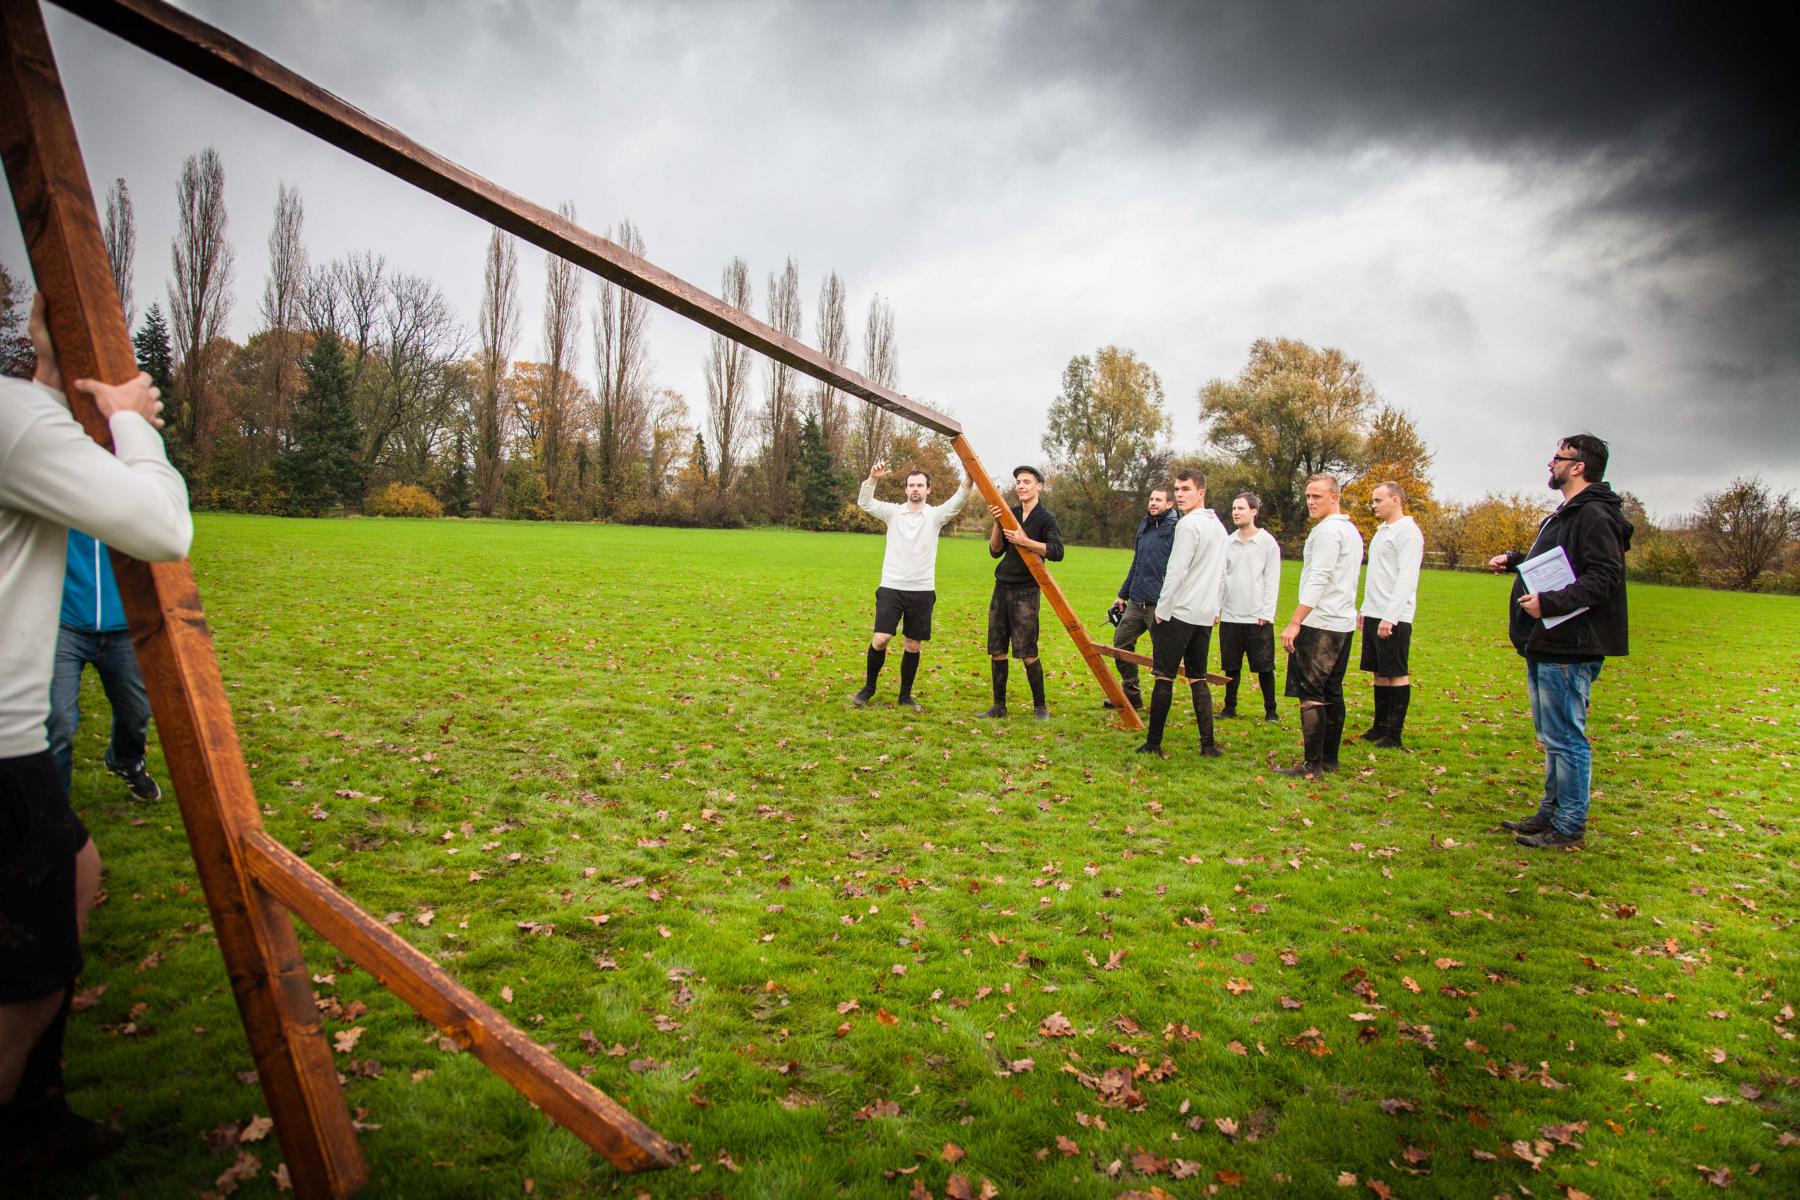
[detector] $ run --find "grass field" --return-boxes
[39,516,1800,1199]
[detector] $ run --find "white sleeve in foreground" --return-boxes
[0,408,192,562]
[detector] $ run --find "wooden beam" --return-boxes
[950,436,1144,729]
[239,832,684,1173]
[0,2,367,1195]
[1089,641,1230,687]
[49,0,961,439]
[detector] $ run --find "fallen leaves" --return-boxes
[1040,1011,1076,1038]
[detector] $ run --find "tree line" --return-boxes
[1,147,1793,592]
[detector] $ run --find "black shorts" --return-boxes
[874,587,936,641]
[0,750,88,1002]
[1284,625,1353,704]
[1358,619,1413,676]
[1217,621,1275,674]
[986,584,1041,659]
[1150,617,1213,681]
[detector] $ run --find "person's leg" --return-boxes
[1137,618,1181,755]
[1188,625,1219,755]
[897,638,922,706]
[1357,631,1384,741]
[1531,662,1600,838]
[94,632,151,770]
[1110,603,1147,708]
[1254,625,1279,719]
[1501,660,1557,834]
[856,590,899,705]
[45,628,90,798]
[1017,592,1047,718]
[1217,624,1243,717]
[1321,633,1350,770]
[981,589,1010,716]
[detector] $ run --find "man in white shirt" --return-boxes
[1277,473,1364,778]
[852,459,968,710]
[2,295,192,1174]
[1136,469,1228,759]
[1217,492,1282,722]
[1356,481,1425,749]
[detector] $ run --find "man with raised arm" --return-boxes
[1,295,193,1176]
[1489,434,1631,850]
[981,465,1064,720]
[1276,473,1363,779]
[1105,483,1177,711]
[1136,468,1228,759]
[1217,491,1282,722]
[851,459,969,710]
[1356,481,1425,749]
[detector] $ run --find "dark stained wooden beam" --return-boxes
[1089,641,1230,687]
[0,2,367,1194]
[240,832,685,1173]
[48,0,962,439]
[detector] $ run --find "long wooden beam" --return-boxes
[239,833,684,1173]
[1089,641,1230,687]
[49,0,961,439]
[950,436,1143,729]
[0,3,367,1194]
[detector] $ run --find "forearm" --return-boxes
[2,413,193,562]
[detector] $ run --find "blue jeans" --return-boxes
[1526,658,1603,836]
[46,626,151,796]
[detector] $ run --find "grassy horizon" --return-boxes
[37,515,1799,1199]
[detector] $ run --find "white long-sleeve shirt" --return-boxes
[1297,512,1363,633]
[857,477,969,591]
[1,378,193,757]
[1154,507,1227,624]
[1220,527,1281,623]
[1360,514,1424,624]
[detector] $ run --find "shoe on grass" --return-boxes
[106,759,161,802]
[0,1107,127,1177]
[1033,706,1050,721]
[977,704,1008,719]
[1133,742,1167,758]
[1516,827,1584,849]
[1273,761,1321,779]
[850,688,875,707]
[1499,812,1552,835]
[1199,743,1223,758]
[1218,707,1238,719]
[895,696,923,712]
[1263,711,1280,722]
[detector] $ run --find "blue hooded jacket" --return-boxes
[1117,507,1178,603]
[60,530,129,633]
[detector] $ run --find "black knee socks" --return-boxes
[1388,685,1411,740]
[1299,705,1327,767]
[1024,660,1046,707]
[1258,670,1277,715]
[11,985,72,1111]
[1191,681,1215,747]
[1222,673,1240,712]
[898,650,920,700]
[863,646,886,693]
[990,658,1009,706]
[1324,699,1346,765]
[1145,678,1174,747]
[1371,686,1392,734]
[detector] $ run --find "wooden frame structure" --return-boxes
[1,0,1150,1193]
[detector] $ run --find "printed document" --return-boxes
[1517,546,1587,629]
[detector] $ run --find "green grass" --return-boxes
[40,515,1800,1199]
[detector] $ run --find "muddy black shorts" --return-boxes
[1358,619,1412,676]
[986,584,1042,659]
[1150,616,1213,680]
[0,750,88,1002]
[874,587,936,641]
[1284,625,1353,704]
[1218,620,1275,674]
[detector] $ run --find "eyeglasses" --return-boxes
[1549,455,1581,464]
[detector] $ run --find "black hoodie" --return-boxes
[1503,482,1634,661]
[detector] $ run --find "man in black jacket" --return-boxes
[1488,433,1632,849]
[1106,485,1176,710]
[982,466,1065,720]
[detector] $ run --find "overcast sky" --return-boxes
[6,0,1794,517]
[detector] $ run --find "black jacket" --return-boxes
[1503,482,1633,661]
[1117,508,1177,603]
[992,502,1065,586]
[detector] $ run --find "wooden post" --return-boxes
[1089,642,1230,687]
[0,2,367,1194]
[951,436,1144,729]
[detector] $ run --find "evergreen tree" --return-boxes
[278,329,364,516]
[133,302,175,392]
[445,430,473,517]
[691,431,711,482]
[797,413,840,524]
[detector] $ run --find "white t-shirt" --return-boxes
[1155,507,1227,625]
[1220,527,1281,623]
[1360,515,1424,624]
[858,477,969,591]
[0,378,192,756]
[1297,512,1362,633]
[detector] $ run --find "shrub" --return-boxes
[364,482,444,518]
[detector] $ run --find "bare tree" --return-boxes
[475,228,519,517]
[102,177,135,329]
[168,146,235,460]
[306,251,385,393]
[850,293,897,474]
[539,201,583,508]
[593,217,651,514]
[811,270,850,468]
[358,271,463,474]
[705,256,753,490]
[256,181,307,457]
[761,256,802,519]
[1697,475,1797,589]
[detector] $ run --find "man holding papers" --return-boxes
[1488,434,1633,849]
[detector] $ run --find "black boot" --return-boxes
[1135,679,1172,757]
[1192,681,1221,756]
[896,650,922,709]
[852,645,885,705]
[1024,659,1049,720]
[1275,706,1326,777]
[1258,670,1279,720]
[0,986,125,1178]
[1322,700,1346,771]
[1359,686,1389,742]
[979,658,1009,718]
[1379,685,1411,749]
[1220,672,1240,717]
